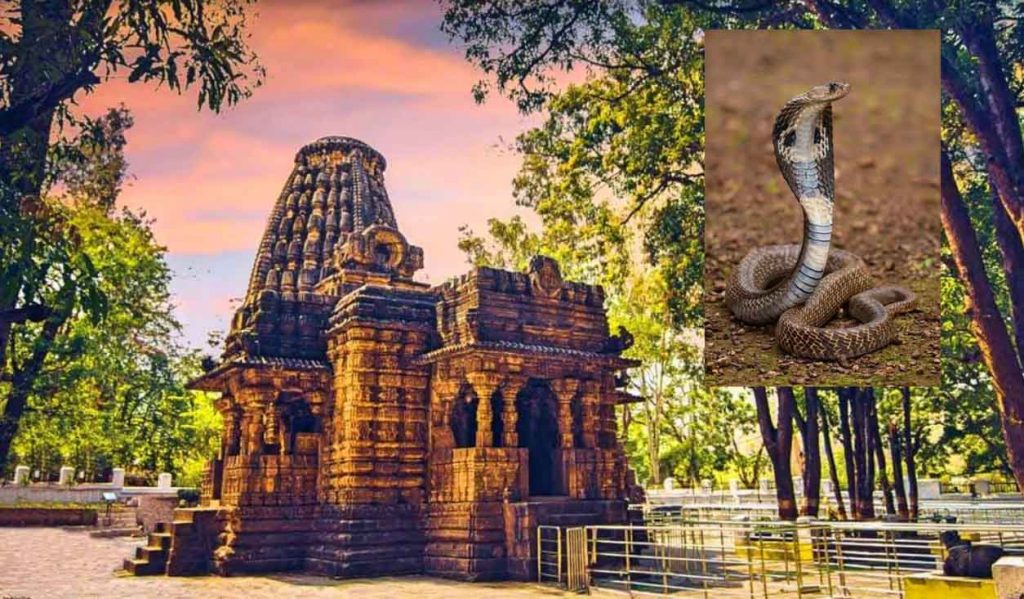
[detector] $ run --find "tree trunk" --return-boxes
[648,419,661,486]
[753,387,797,520]
[989,188,1024,368]
[901,388,919,521]
[0,3,90,471]
[941,147,1024,492]
[801,388,822,517]
[851,389,875,520]
[838,389,858,515]
[889,420,909,521]
[868,397,895,516]
[821,405,847,519]
[957,19,1024,236]
[0,285,71,473]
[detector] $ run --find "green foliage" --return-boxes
[0,0,264,118]
[446,0,1022,486]
[1,107,219,484]
[445,1,706,327]
[0,0,259,474]
[7,203,221,484]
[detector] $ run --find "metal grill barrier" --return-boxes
[537,519,1024,597]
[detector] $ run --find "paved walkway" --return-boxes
[0,528,577,598]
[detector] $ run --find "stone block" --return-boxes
[158,472,173,488]
[13,465,29,485]
[905,572,995,599]
[918,479,942,499]
[111,467,125,488]
[58,466,75,486]
[994,556,1024,599]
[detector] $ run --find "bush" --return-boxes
[176,488,200,506]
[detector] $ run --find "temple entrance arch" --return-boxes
[516,379,561,496]
[281,400,318,455]
[450,387,478,448]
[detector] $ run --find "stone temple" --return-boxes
[123,136,642,580]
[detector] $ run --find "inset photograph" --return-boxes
[704,30,941,388]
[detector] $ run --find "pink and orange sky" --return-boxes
[78,0,536,349]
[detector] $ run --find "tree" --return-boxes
[443,0,1023,500]
[443,1,706,327]
[449,1,715,487]
[10,204,221,484]
[820,405,847,519]
[902,389,920,519]
[753,387,797,520]
[794,388,821,517]
[889,420,910,520]
[869,397,895,516]
[0,0,263,472]
[670,0,1024,504]
[3,105,220,484]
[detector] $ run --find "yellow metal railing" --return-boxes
[538,518,1024,597]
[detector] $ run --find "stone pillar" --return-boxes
[111,468,125,488]
[501,376,528,447]
[158,472,173,488]
[236,388,273,455]
[263,404,280,448]
[432,378,462,450]
[13,465,29,485]
[580,380,600,449]
[223,406,242,457]
[59,466,75,486]
[551,378,579,449]
[466,373,499,448]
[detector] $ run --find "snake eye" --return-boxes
[829,83,839,92]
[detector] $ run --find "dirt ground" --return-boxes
[703,30,941,388]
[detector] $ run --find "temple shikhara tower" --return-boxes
[124,136,641,580]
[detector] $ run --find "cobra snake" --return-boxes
[723,82,917,362]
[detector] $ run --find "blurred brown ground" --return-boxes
[704,30,941,387]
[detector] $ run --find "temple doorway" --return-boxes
[516,380,561,496]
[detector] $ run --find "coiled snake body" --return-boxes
[723,82,916,362]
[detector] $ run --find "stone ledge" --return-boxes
[905,572,996,599]
[0,507,97,527]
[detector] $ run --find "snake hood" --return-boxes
[772,81,850,203]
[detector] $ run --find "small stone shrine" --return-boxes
[124,136,641,580]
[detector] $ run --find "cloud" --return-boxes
[67,1,544,348]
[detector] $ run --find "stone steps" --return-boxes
[122,541,170,576]
[123,510,199,576]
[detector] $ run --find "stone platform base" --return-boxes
[130,498,630,581]
[212,503,425,578]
